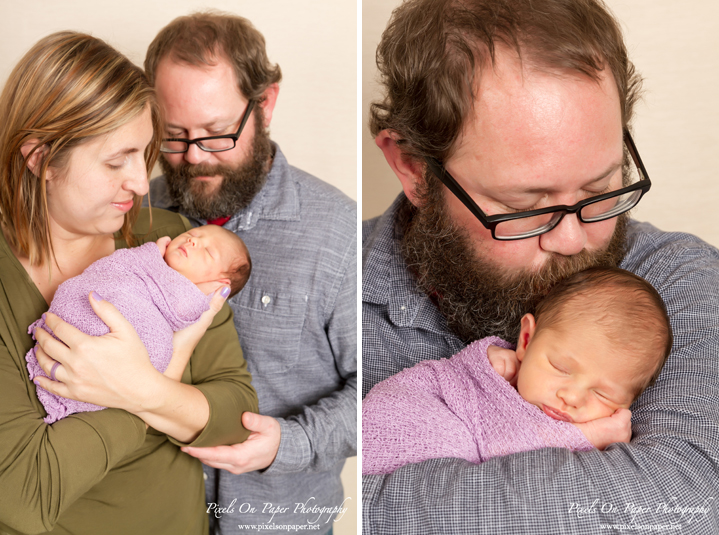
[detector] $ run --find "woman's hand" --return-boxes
[164,286,231,381]
[33,292,161,414]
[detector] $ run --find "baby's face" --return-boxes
[516,324,637,423]
[164,225,242,285]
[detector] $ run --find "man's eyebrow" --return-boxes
[165,117,235,132]
[517,159,623,195]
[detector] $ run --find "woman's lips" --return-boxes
[542,405,573,422]
[111,199,134,212]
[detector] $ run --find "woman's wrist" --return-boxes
[129,376,210,443]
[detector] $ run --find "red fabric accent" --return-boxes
[206,216,231,226]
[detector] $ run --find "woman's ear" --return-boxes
[20,140,51,179]
[516,313,537,362]
[375,130,426,207]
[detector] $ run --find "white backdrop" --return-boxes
[363,0,719,249]
[0,1,357,533]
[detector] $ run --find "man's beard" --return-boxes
[400,175,628,344]
[160,109,274,220]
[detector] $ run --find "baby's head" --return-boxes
[515,267,672,424]
[164,225,251,297]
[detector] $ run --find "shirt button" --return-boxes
[401,306,406,311]
[261,295,271,305]
[203,472,208,481]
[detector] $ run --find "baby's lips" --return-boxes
[542,404,573,422]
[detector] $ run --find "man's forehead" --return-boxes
[446,46,623,190]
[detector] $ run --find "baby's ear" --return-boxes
[196,278,231,296]
[516,313,537,362]
[156,236,171,257]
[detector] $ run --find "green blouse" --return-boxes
[0,209,257,535]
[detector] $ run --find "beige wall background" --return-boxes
[363,0,719,250]
[0,1,357,533]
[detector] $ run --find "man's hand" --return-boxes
[574,408,632,450]
[181,412,281,474]
[487,345,520,386]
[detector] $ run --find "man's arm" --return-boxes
[363,234,719,534]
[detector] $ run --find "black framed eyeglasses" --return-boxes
[160,100,256,154]
[424,130,651,241]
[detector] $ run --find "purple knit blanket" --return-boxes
[26,242,211,423]
[362,336,593,475]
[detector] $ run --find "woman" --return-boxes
[0,32,257,535]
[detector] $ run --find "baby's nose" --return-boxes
[558,387,583,408]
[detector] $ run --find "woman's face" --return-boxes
[45,106,153,239]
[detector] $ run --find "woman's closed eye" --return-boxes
[107,156,128,170]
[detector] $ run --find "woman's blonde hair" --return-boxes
[0,31,162,266]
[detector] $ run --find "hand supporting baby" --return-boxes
[157,236,230,382]
[487,344,632,450]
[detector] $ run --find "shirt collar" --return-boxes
[223,142,301,232]
[363,193,451,332]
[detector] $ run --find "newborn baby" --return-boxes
[27,224,251,423]
[362,267,673,475]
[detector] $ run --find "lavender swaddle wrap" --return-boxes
[362,336,593,474]
[26,242,212,423]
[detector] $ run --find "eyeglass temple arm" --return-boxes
[424,157,491,226]
[237,99,256,136]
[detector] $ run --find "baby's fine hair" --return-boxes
[219,228,252,298]
[534,267,672,396]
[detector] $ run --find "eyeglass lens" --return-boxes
[161,137,236,153]
[493,188,643,239]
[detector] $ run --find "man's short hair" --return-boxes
[370,0,643,162]
[534,267,673,397]
[145,11,282,101]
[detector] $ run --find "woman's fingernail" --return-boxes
[220,286,231,299]
[33,379,40,386]
[41,313,47,322]
[91,291,104,302]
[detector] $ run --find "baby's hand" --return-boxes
[574,408,632,450]
[156,236,171,257]
[487,345,520,386]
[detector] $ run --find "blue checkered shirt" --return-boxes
[362,194,719,534]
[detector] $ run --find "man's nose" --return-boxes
[538,212,587,256]
[184,143,210,166]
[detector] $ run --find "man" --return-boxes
[144,13,356,534]
[363,0,719,533]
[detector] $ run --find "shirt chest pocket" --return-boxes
[232,287,308,375]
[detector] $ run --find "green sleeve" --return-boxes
[0,337,146,534]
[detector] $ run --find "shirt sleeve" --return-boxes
[362,237,719,534]
[0,338,146,534]
[265,225,357,474]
